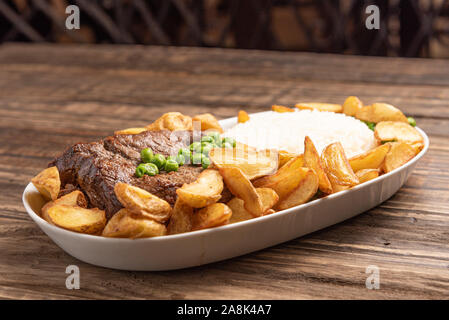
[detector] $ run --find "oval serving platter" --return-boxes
[22,112,429,271]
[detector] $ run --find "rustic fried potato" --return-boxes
[114,127,147,135]
[295,102,342,113]
[41,191,87,224]
[330,184,350,193]
[355,103,408,123]
[374,121,423,144]
[272,105,294,113]
[253,154,306,199]
[304,136,333,194]
[31,166,61,201]
[114,183,172,222]
[257,187,279,213]
[227,197,254,224]
[176,169,223,208]
[219,166,265,216]
[321,142,359,187]
[238,110,250,123]
[209,145,278,180]
[349,143,391,172]
[167,199,193,235]
[382,142,416,173]
[146,112,193,131]
[192,203,232,230]
[48,204,106,234]
[408,141,424,155]
[274,168,318,210]
[356,169,380,183]
[102,209,166,238]
[192,113,224,133]
[278,151,301,168]
[342,96,363,117]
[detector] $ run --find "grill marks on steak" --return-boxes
[50,130,201,219]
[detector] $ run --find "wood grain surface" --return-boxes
[0,43,448,300]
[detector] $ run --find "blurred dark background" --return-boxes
[1,0,449,58]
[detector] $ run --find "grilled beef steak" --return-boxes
[49,130,202,219]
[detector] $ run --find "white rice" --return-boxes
[224,110,377,158]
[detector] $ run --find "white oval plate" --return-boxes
[23,113,429,271]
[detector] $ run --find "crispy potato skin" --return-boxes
[31,166,61,201]
[192,203,232,230]
[356,103,408,123]
[295,103,342,113]
[176,169,223,208]
[304,136,333,194]
[321,142,359,187]
[227,198,254,224]
[382,142,416,173]
[342,96,363,117]
[356,169,380,183]
[238,110,250,123]
[167,199,193,235]
[278,151,301,169]
[272,105,294,113]
[374,121,423,144]
[103,209,166,239]
[48,204,106,234]
[349,143,391,173]
[41,190,87,224]
[146,112,193,131]
[192,113,224,133]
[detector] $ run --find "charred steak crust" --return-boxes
[49,130,202,219]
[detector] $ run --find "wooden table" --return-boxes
[0,43,448,300]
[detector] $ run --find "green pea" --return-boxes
[150,154,166,170]
[201,136,215,144]
[190,142,202,153]
[408,117,416,127]
[140,148,154,163]
[363,121,375,131]
[144,163,159,176]
[135,164,147,178]
[191,153,203,165]
[178,148,191,163]
[222,137,236,147]
[165,159,179,172]
[201,155,211,169]
[207,131,222,146]
[175,154,185,166]
[201,142,214,155]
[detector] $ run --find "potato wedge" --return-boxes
[356,169,380,183]
[374,121,423,144]
[253,154,306,199]
[146,112,193,131]
[295,102,342,113]
[408,141,424,155]
[321,142,359,187]
[256,187,279,213]
[355,103,408,123]
[272,105,294,113]
[342,96,363,117]
[167,199,193,235]
[176,169,223,208]
[192,203,232,230]
[278,151,301,168]
[48,204,106,234]
[227,197,254,224]
[192,113,224,133]
[41,190,87,224]
[209,145,278,180]
[114,127,147,135]
[114,183,172,222]
[349,143,391,172]
[31,166,61,201]
[275,168,318,211]
[102,209,166,238]
[238,110,250,123]
[219,167,264,216]
[382,142,416,173]
[304,136,333,194]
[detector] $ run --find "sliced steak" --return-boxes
[49,130,201,219]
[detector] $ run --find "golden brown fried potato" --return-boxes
[209,145,278,180]
[254,154,311,199]
[227,197,254,224]
[167,199,193,235]
[331,184,351,193]
[355,103,408,123]
[48,204,106,234]
[114,127,147,135]
[272,105,294,113]
[408,141,424,155]
[146,112,193,131]
[114,183,172,222]
[257,188,279,213]
[304,136,333,194]
[382,142,416,173]
[219,166,264,217]
[349,143,391,172]
[295,102,342,113]
[102,209,166,238]
[275,168,318,211]
[321,142,359,187]
[278,151,301,168]
[192,113,224,133]
[192,203,232,230]
[374,121,423,144]
[31,166,61,201]
[238,110,250,123]
[176,169,223,208]
[356,169,380,183]
[227,187,278,223]
[41,190,87,224]
[342,96,363,117]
